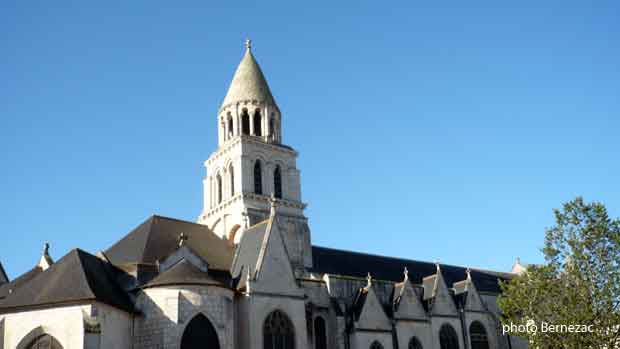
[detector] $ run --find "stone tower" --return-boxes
[198,40,312,270]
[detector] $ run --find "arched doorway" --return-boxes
[180,314,220,349]
[26,334,63,349]
[469,321,489,349]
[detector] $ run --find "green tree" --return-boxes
[498,197,620,348]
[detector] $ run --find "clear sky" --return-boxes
[1,1,619,279]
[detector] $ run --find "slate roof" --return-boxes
[105,215,234,271]
[143,259,230,289]
[0,249,134,314]
[311,246,510,294]
[0,266,42,300]
[221,45,277,109]
[231,220,269,289]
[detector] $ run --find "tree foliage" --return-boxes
[498,197,620,348]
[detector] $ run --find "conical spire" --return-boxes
[221,40,276,110]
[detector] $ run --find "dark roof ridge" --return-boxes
[72,249,101,300]
[312,245,474,273]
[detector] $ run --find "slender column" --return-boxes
[249,109,255,136]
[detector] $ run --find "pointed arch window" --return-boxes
[263,310,295,349]
[469,321,489,349]
[241,109,250,135]
[254,110,262,136]
[313,316,327,349]
[227,114,234,139]
[216,174,223,204]
[439,324,459,349]
[254,160,263,195]
[274,166,282,199]
[181,314,220,349]
[229,165,235,197]
[370,341,384,349]
[269,114,276,139]
[26,334,63,349]
[408,337,423,349]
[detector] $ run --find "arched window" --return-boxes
[313,316,327,349]
[254,110,262,136]
[227,115,234,139]
[229,165,235,196]
[254,160,263,195]
[370,341,384,349]
[269,116,275,137]
[408,336,423,349]
[469,321,489,349]
[241,109,250,135]
[274,166,282,199]
[263,310,295,349]
[27,334,63,349]
[439,324,459,349]
[216,174,223,204]
[181,314,220,349]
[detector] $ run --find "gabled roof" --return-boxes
[221,44,277,110]
[231,220,269,288]
[0,249,134,314]
[311,246,509,294]
[0,266,42,299]
[105,215,234,271]
[143,259,230,289]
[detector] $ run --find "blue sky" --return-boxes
[1,1,619,279]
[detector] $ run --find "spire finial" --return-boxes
[178,232,188,247]
[245,38,252,51]
[43,242,50,256]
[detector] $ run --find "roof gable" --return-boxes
[354,285,391,331]
[394,280,427,320]
[249,217,301,296]
[143,259,230,289]
[426,268,458,316]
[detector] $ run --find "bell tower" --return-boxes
[198,40,312,270]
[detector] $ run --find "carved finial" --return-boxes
[245,38,252,51]
[38,242,53,270]
[366,272,372,287]
[403,267,409,281]
[269,193,278,217]
[178,232,188,247]
[466,267,472,279]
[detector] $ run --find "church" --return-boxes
[0,41,527,349]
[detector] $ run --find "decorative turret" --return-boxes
[217,40,282,146]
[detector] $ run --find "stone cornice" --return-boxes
[205,136,297,167]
